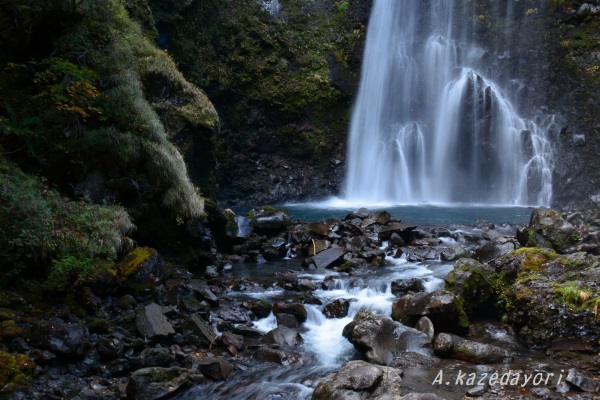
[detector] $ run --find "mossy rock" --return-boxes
[0,352,34,393]
[444,258,495,318]
[117,247,165,286]
[517,208,579,253]
[0,321,23,342]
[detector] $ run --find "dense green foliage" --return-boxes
[0,160,134,289]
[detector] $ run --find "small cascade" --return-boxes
[344,0,554,206]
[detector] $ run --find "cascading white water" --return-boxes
[344,0,553,206]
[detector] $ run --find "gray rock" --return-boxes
[189,280,219,306]
[263,326,303,347]
[530,387,566,399]
[253,347,288,365]
[473,236,519,262]
[415,317,435,341]
[138,347,171,368]
[178,296,209,315]
[346,208,371,219]
[516,208,579,253]
[135,303,175,339]
[30,320,86,356]
[391,278,426,296]
[440,246,471,262]
[220,332,244,350]
[400,394,447,400]
[181,314,217,346]
[97,337,124,359]
[303,247,347,269]
[323,298,354,319]
[566,368,600,393]
[432,333,512,363]
[275,313,300,329]
[262,237,288,261]
[392,290,469,334]
[273,302,307,322]
[467,386,487,397]
[232,325,263,339]
[196,357,233,380]
[234,215,253,239]
[342,311,432,366]
[243,300,272,319]
[312,360,403,400]
[126,367,205,400]
[251,208,292,230]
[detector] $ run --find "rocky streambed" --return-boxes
[1,206,600,399]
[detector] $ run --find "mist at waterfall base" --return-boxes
[343,0,555,206]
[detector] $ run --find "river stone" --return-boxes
[303,247,347,269]
[440,246,471,261]
[262,237,287,261]
[276,313,300,329]
[253,347,287,365]
[197,357,233,380]
[444,258,494,318]
[242,300,272,319]
[220,332,244,350]
[323,298,354,318]
[138,347,171,368]
[29,320,86,356]
[273,302,307,322]
[308,239,330,256]
[432,333,512,363]
[234,215,252,239]
[346,208,371,219]
[516,208,579,253]
[251,208,292,230]
[126,367,205,400]
[178,296,209,315]
[372,210,392,225]
[566,368,600,393]
[307,221,335,235]
[473,236,520,262]
[181,313,216,346]
[135,303,175,339]
[392,290,469,334]
[415,317,435,341]
[232,325,263,339]
[97,337,124,359]
[189,280,219,306]
[263,326,303,347]
[342,311,432,366]
[378,222,417,242]
[391,278,426,296]
[312,360,402,400]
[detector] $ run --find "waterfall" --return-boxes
[344,0,553,206]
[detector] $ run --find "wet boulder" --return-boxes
[378,222,418,243]
[345,208,371,219]
[97,338,124,359]
[181,314,217,347]
[566,368,600,393]
[29,320,86,357]
[196,357,233,380]
[391,278,426,297]
[444,258,494,318]
[135,303,175,340]
[126,367,205,400]
[312,360,403,400]
[249,207,292,231]
[253,346,302,365]
[342,311,432,366]
[432,333,512,363]
[516,208,579,253]
[138,347,172,368]
[261,237,288,261]
[473,236,520,262]
[118,247,166,288]
[323,298,354,318]
[188,280,219,306]
[440,246,471,262]
[242,300,272,319]
[273,302,307,323]
[303,247,347,269]
[263,326,303,347]
[391,290,469,334]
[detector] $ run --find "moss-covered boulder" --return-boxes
[391,290,469,334]
[0,352,34,393]
[444,258,495,318]
[491,248,600,348]
[516,208,579,253]
[117,247,166,288]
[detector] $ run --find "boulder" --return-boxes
[243,300,272,319]
[97,338,124,359]
[126,367,205,400]
[391,290,469,334]
[250,208,292,231]
[138,347,171,368]
[400,395,447,400]
[323,299,354,318]
[275,313,300,329]
[118,247,165,287]
[232,325,263,339]
[135,303,175,340]
[345,208,371,219]
[391,278,426,297]
[303,247,347,269]
[181,314,217,346]
[440,246,471,262]
[220,332,244,351]
[415,317,435,341]
[516,208,579,253]
[372,210,392,225]
[273,302,307,323]
[342,311,432,366]
[312,360,403,400]
[234,215,253,239]
[444,258,494,317]
[432,333,512,363]
[29,320,86,356]
[196,357,233,380]
[253,347,301,365]
[473,236,519,262]
[261,237,288,261]
[263,326,303,347]
[378,222,417,242]
[308,239,330,256]
[188,280,219,306]
[566,368,600,393]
